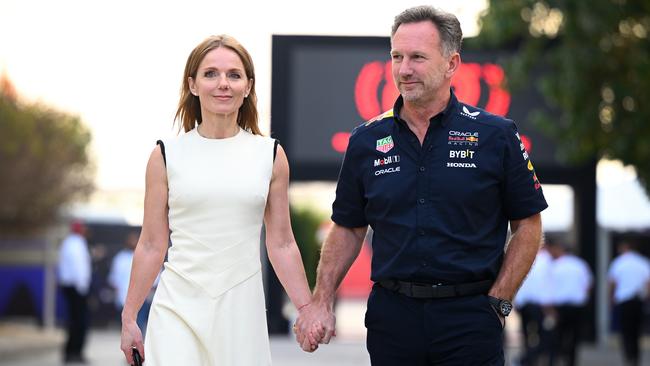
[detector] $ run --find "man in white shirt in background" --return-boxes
[546,239,593,366]
[57,220,92,364]
[514,246,553,366]
[108,231,138,315]
[608,240,650,366]
[108,229,157,336]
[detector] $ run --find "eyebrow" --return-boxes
[390,50,427,56]
[200,66,245,73]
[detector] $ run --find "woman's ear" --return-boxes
[188,77,198,96]
[245,78,253,98]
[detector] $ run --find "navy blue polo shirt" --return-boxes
[332,90,548,284]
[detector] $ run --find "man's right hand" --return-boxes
[294,301,336,352]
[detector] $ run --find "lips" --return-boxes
[400,81,420,89]
[214,95,232,100]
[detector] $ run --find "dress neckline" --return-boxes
[193,126,243,141]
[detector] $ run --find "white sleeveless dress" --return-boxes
[145,127,274,365]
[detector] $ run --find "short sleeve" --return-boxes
[331,135,368,228]
[642,258,650,280]
[501,121,548,220]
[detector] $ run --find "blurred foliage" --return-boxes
[290,206,326,289]
[474,0,650,194]
[0,75,94,236]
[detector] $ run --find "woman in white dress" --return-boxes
[120,35,317,365]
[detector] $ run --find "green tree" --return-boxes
[0,75,94,236]
[290,206,325,289]
[474,0,650,193]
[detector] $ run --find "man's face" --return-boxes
[390,21,454,105]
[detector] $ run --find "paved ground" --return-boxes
[1,299,649,365]
[2,328,649,366]
[0,330,371,366]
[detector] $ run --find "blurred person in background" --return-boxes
[546,239,593,366]
[608,240,650,366]
[295,5,547,365]
[108,229,158,337]
[119,34,315,366]
[514,245,553,366]
[58,219,91,364]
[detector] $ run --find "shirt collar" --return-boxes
[392,88,459,128]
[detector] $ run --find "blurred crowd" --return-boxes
[514,237,650,366]
[57,221,158,365]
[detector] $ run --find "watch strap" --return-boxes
[487,295,512,317]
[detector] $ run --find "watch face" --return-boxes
[500,301,513,316]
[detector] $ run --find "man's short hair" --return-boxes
[545,234,573,252]
[617,240,637,251]
[391,5,463,57]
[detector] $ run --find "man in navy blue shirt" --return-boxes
[295,5,548,365]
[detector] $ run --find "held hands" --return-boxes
[293,302,336,352]
[120,318,145,365]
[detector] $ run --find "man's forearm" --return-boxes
[313,224,367,308]
[489,213,542,300]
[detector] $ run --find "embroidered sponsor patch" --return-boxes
[446,162,477,168]
[449,149,476,159]
[515,132,541,189]
[376,136,394,153]
[374,155,400,167]
[448,130,479,146]
[375,166,401,175]
[533,172,541,190]
[515,132,529,160]
[460,105,480,119]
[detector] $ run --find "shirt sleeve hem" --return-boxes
[331,214,368,228]
[507,202,548,221]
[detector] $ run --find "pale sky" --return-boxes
[0,0,487,191]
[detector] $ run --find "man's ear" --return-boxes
[446,53,461,79]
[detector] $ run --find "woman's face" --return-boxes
[189,47,251,118]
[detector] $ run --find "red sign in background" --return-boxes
[331,61,532,154]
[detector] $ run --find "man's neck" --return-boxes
[401,88,450,127]
[400,88,450,145]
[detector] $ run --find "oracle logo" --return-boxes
[331,61,521,154]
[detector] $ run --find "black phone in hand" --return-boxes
[132,347,143,366]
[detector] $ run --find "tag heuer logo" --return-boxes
[376,136,394,153]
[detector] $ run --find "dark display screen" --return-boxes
[271,35,560,181]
